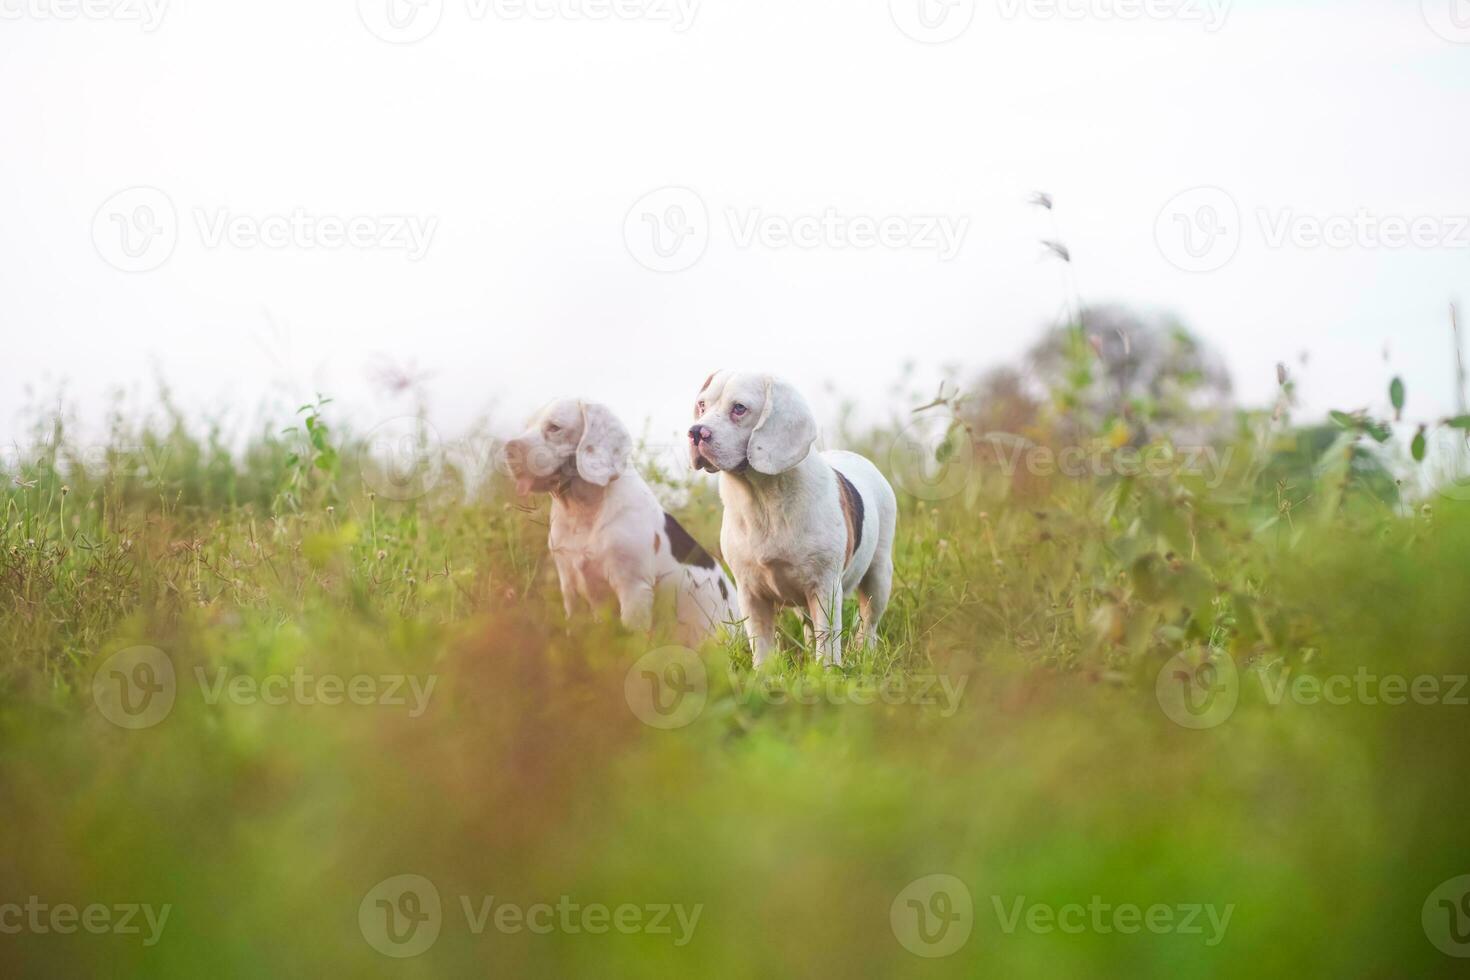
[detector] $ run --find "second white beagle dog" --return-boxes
[689,372,897,667]
[504,399,739,646]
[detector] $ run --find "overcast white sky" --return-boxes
[3,0,1468,451]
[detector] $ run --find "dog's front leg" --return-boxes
[608,560,656,633]
[808,578,844,667]
[552,554,580,623]
[742,595,779,669]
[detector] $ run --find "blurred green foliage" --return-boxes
[2,336,1469,978]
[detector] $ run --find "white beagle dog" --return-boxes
[504,399,739,646]
[688,372,897,668]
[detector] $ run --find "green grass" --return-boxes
[2,389,1469,978]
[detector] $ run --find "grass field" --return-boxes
[3,360,1470,978]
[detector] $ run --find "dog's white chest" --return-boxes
[550,524,613,603]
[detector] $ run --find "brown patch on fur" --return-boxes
[695,372,718,419]
[836,470,864,566]
[663,513,717,570]
[653,534,661,554]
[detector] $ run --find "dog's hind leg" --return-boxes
[855,555,893,650]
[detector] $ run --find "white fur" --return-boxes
[504,399,739,646]
[690,372,897,667]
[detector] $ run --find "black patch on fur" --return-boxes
[664,513,717,570]
[837,470,865,554]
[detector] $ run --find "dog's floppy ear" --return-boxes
[576,402,632,486]
[748,376,817,475]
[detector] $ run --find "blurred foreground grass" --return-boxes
[2,383,1469,978]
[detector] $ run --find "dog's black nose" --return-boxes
[688,425,710,445]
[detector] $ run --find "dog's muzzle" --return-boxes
[688,426,717,472]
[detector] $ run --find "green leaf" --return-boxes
[1390,377,1405,414]
[1447,416,1470,430]
[1411,428,1427,462]
[1329,410,1390,442]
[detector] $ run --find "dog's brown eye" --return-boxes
[696,401,705,416]
[545,424,560,435]
[731,403,747,418]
